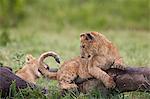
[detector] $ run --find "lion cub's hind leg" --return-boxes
[58,71,78,90]
[58,62,79,90]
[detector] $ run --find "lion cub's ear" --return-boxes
[25,54,35,63]
[86,33,95,40]
[90,31,98,36]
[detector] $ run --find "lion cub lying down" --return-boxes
[39,32,125,90]
[16,51,60,84]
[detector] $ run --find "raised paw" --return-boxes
[112,63,126,70]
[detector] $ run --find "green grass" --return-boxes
[0,0,149,30]
[0,29,150,68]
[0,0,150,98]
[0,29,150,99]
[23,0,149,30]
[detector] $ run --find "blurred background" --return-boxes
[0,0,149,30]
[0,0,150,98]
[0,0,149,69]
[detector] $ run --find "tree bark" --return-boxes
[0,67,47,98]
[1,66,150,97]
[75,67,150,95]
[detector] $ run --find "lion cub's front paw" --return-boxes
[112,64,126,70]
[105,77,116,89]
[117,64,125,70]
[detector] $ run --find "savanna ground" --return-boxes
[0,0,150,98]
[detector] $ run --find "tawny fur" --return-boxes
[80,32,125,88]
[16,51,60,84]
[39,32,125,89]
[38,51,60,80]
[16,55,41,84]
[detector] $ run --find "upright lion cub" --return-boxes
[80,32,125,88]
[80,32,124,69]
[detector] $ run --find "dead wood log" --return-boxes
[75,67,150,96]
[1,66,150,97]
[0,66,47,98]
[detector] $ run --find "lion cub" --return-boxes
[80,31,125,87]
[39,32,125,89]
[16,51,60,84]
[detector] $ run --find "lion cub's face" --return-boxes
[17,54,50,79]
[25,55,42,77]
[80,32,112,59]
[80,32,99,59]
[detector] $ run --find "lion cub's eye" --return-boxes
[88,55,91,58]
[82,45,85,48]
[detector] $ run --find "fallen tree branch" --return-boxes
[1,66,150,98]
[75,67,150,96]
[0,67,47,98]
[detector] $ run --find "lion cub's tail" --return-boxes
[38,51,60,66]
[38,51,60,80]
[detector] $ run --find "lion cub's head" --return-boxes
[25,54,42,77]
[80,32,112,59]
[16,54,50,81]
[16,51,60,84]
